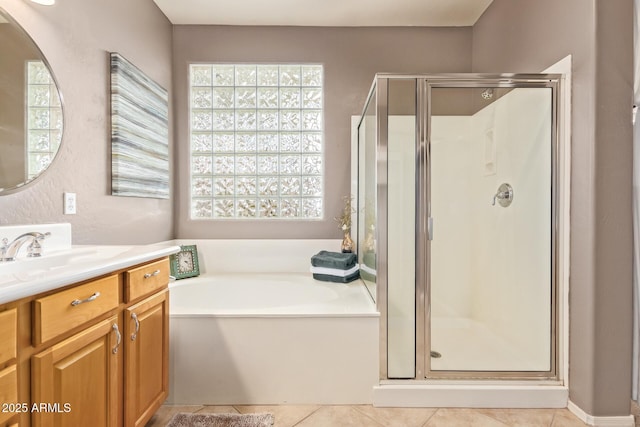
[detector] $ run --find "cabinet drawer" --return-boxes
[0,309,17,366]
[33,275,119,345]
[0,365,17,425]
[125,258,169,302]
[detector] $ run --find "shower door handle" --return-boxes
[427,217,434,240]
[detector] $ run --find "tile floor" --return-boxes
[146,405,593,427]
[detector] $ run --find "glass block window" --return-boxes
[189,64,323,219]
[26,61,62,179]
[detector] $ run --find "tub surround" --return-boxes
[179,239,349,274]
[169,312,379,405]
[167,239,379,405]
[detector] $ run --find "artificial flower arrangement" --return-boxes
[335,195,355,253]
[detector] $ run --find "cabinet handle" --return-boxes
[112,324,121,354]
[131,312,139,341]
[144,270,160,279]
[70,291,101,306]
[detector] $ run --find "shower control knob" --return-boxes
[492,183,513,207]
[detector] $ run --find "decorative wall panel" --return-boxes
[111,53,169,199]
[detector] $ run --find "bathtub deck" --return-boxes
[169,273,377,317]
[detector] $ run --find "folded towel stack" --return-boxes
[310,250,360,283]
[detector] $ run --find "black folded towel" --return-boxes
[313,271,360,283]
[310,250,357,270]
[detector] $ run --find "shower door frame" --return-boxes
[419,75,561,380]
[363,74,562,382]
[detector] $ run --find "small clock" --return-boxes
[170,245,200,279]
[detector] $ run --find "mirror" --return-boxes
[0,8,63,194]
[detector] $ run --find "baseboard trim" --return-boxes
[567,401,635,427]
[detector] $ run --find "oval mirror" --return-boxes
[0,8,63,195]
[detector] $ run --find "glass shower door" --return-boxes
[427,84,556,375]
[386,79,417,378]
[358,90,378,303]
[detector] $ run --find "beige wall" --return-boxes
[473,0,633,416]
[173,25,472,239]
[0,0,173,244]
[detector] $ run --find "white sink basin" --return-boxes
[0,246,131,275]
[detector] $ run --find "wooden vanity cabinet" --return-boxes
[124,290,169,427]
[0,256,170,427]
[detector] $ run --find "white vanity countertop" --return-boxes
[0,243,180,305]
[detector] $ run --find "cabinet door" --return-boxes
[124,290,168,427]
[32,315,121,427]
[0,365,18,425]
[0,308,18,426]
[0,308,17,366]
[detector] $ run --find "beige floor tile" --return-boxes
[145,405,204,427]
[294,405,384,427]
[353,405,437,427]
[475,408,556,426]
[196,405,241,414]
[235,405,320,427]
[147,405,600,427]
[551,409,589,427]
[423,408,509,427]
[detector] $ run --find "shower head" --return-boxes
[481,88,494,100]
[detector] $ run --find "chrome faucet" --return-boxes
[0,232,51,262]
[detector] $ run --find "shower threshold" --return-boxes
[372,381,567,408]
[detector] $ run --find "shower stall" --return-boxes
[356,74,562,386]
